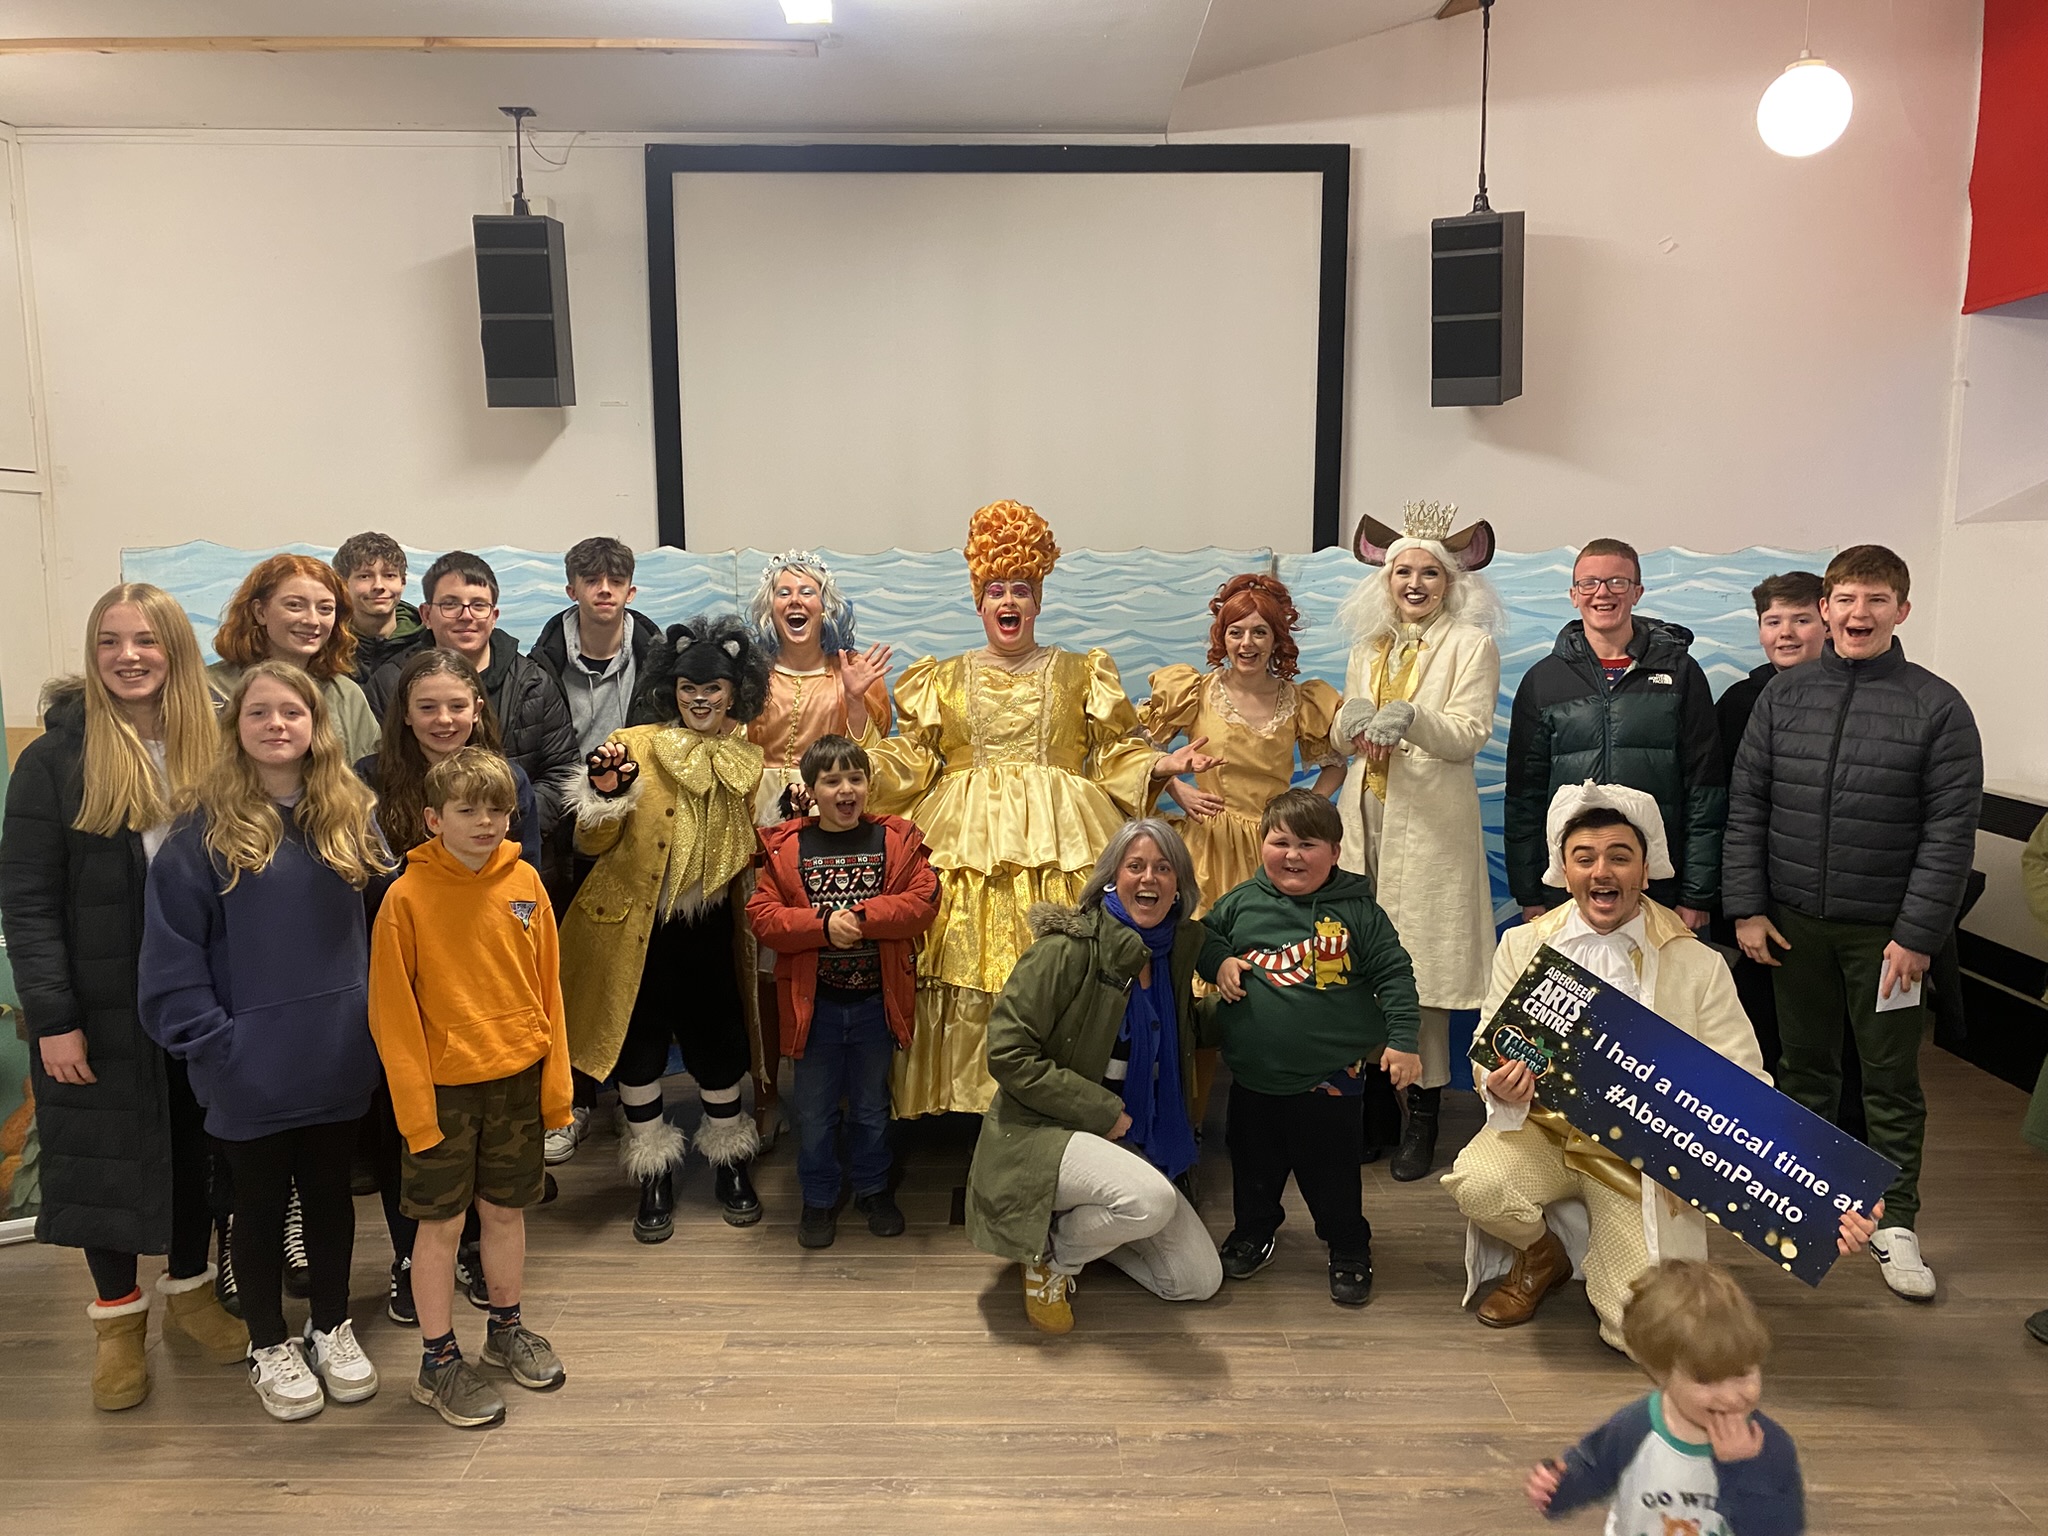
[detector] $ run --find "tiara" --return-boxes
[1402,501,1457,542]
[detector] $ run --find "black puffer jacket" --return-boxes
[0,686,174,1252]
[365,629,579,837]
[1504,618,1726,908]
[1723,643,1982,954]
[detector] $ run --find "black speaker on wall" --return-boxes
[1431,208,1522,407]
[474,214,575,407]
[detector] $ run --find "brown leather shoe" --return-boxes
[1476,1230,1571,1328]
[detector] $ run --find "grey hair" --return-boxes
[1077,817,1201,919]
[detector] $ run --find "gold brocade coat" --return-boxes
[1138,666,1342,917]
[861,648,1159,996]
[558,724,764,1080]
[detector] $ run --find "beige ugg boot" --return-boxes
[158,1265,249,1364]
[86,1295,152,1411]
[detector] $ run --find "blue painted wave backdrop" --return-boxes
[124,539,1830,918]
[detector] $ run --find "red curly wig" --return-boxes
[1206,573,1302,680]
[213,554,359,682]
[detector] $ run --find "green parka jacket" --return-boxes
[965,902,1214,1265]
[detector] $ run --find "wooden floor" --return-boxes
[3,1044,2046,1535]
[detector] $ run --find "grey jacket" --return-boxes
[1723,642,1982,954]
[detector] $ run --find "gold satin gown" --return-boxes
[863,648,1159,1115]
[1139,665,1343,916]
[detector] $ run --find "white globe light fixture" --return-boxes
[1757,52,1853,157]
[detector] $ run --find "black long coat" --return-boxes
[0,686,174,1253]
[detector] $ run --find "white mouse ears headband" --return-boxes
[1542,780,1676,888]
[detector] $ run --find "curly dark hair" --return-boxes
[1205,573,1302,680]
[632,613,771,727]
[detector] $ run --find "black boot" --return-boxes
[634,1170,675,1244]
[715,1163,763,1228]
[1389,1086,1441,1183]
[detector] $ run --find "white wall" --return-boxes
[8,131,657,723]
[0,0,1997,736]
[1169,0,1982,571]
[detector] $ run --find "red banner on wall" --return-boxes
[1965,0,2048,313]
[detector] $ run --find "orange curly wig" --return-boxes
[1205,573,1302,680]
[213,554,358,682]
[964,499,1060,599]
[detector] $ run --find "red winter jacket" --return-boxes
[747,814,939,1058]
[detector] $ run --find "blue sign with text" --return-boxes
[1473,945,1898,1286]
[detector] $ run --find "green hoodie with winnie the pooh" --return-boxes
[1197,868,1422,1097]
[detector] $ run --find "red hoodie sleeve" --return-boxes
[744,831,832,951]
[856,820,941,940]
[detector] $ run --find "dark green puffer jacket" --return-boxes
[1503,617,1725,909]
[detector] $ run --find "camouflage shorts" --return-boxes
[400,1061,546,1221]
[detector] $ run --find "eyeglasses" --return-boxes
[1571,576,1639,595]
[432,598,494,618]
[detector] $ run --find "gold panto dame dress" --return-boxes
[1139,666,1343,917]
[862,648,1160,1116]
[745,660,895,826]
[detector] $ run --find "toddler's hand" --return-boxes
[1705,1410,1764,1463]
[1381,1048,1423,1091]
[826,908,863,948]
[1524,1458,1565,1512]
[1107,1111,1133,1141]
[1216,956,1251,1002]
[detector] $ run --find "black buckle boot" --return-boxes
[715,1163,763,1228]
[1389,1085,1441,1183]
[634,1170,675,1244]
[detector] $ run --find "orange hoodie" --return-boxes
[368,836,572,1154]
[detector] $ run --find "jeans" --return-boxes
[790,992,895,1209]
[1049,1131,1222,1301]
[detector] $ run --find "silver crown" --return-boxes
[1402,501,1457,542]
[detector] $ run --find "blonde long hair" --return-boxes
[192,660,390,891]
[71,583,218,838]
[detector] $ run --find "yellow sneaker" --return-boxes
[1021,1262,1075,1334]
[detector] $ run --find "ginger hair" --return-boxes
[964,500,1059,599]
[1206,574,1302,680]
[213,554,359,682]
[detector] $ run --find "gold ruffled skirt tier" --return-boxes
[891,863,1093,1118]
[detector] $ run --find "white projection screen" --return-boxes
[650,147,1348,553]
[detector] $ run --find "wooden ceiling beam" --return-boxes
[0,35,819,57]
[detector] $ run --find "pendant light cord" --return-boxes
[1473,0,1494,214]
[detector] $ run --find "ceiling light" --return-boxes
[781,1,832,22]
[1757,55,1853,157]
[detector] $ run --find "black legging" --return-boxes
[218,1118,360,1349]
[83,1057,217,1302]
[614,898,750,1093]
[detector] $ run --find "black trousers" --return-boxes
[218,1118,359,1348]
[83,1057,216,1301]
[1226,1081,1373,1262]
[614,897,750,1093]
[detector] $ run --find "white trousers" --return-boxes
[1048,1132,1222,1302]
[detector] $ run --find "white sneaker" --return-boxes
[544,1105,591,1165]
[303,1318,380,1403]
[1871,1226,1937,1301]
[248,1340,325,1421]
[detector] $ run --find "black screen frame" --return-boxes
[644,141,1351,550]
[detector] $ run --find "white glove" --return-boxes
[1363,699,1415,749]
[1335,697,1379,750]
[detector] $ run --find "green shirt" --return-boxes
[1197,868,1422,1096]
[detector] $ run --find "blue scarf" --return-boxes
[1102,890,1199,1182]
